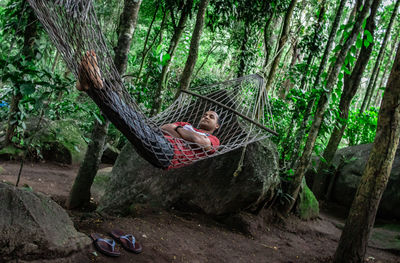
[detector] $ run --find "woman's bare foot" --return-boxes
[77,50,103,91]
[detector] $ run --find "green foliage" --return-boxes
[345,108,378,146]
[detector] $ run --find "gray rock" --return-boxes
[101,143,120,164]
[98,138,279,216]
[330,143,400,220]
[0,183,91,261]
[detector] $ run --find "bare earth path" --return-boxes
[0,160,399,263]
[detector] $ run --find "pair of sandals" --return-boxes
[90,229,142,257]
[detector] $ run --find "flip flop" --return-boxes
[110,229,143,254]
[90,233,121,257]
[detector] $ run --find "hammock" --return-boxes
[27,0,278,169]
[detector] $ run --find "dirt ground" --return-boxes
[1,160,399,263]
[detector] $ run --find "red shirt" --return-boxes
[164,122,220,169]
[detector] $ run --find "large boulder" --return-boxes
[328,143,400,220]
[98,138,280,216]
[0,183,91,261]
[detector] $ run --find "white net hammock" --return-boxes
[28,0,278,169]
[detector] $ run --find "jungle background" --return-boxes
[1,0,400,262]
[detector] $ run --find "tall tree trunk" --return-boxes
[359,0,400,114]
[114,0,142,75]
[280,0,374,215]
[312,0,382,199]
[289,0,346,167]
[151,0,193,116]
[66,0,142,209]
[264,0,298,93]
[263,14,275,69]
[279,41,299,99]
[333,38,400,263]
[237,21,249,78]
[5,6,38,146]
[372,33,399,107]
[176,0,210,96]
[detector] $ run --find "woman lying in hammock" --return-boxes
[76,51,220,169]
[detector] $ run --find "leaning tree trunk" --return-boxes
[151,0,193,116]
[333,37,400,263]
[175,0,210,96]
[279,41,299,99]
[264,0,298,93]
[359,0,400,114]
[289,0,346,167]
[312,0,382,199]
[66,0,142,209]
[5,6,38,146]
[372,33,399,107]
[237,21,249,78]
[280,0,374,216]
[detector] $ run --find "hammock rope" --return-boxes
[27,0,278,169]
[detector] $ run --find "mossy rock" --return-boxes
[0,145,24,160]
[369,224,400,252]
[34,119,87,164]
[296,179,319,220]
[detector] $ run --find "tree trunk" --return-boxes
[237,21,249,78]
[312,0,382,199]
[264,0,297,93]
[151,0,193,116]
[263,14,275,69]
[279,41,299,99]
[66,0,142,209]
[113,0,142,75]
[5,6,38,146]
[372,34,399,107]
[333,38,400,263]
[359,0,400,114]
[288,0,347,167]
[176,0,210,96]
[280,0,374,215]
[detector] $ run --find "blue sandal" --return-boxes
[110,229,142,254]
[90,233,121,257]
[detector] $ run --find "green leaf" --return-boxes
[365,30,374,43]
[364,40,370,48]
[332,44,342,53]
[356,38,362,49]
[161,53,171,66]
[20,83,35,95]
[362,18,367,30]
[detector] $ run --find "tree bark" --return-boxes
[176,0,210,96]
[237,21,249,78]
[372,33,399,107]
[333,38,400,263]
[151,0,193,116]
[279,41,299,99]
[312,0,382,199]
[359,0,400,114]
[280,0,374,215]
[264,0,298,93]
[114,0,142,75]
[5,6,38,146]
[66,0,142,209]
